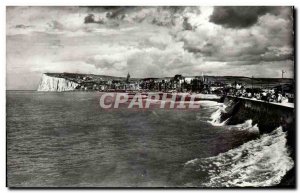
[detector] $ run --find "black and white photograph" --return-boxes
[6,6,295,188]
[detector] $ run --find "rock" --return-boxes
[37,74,79,92]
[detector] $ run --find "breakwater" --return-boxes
[220,96,295,133]
[213,96,296,187]
[220,96,295,162]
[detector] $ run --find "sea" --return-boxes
[6,91,295,187]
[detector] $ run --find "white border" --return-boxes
[2,0,299,193]
[2,0,299,6]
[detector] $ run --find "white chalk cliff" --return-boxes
[37,74,79,92]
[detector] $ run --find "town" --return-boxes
[45,72,295,104]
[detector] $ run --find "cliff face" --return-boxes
[37,74,79,92]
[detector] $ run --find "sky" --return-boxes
[6,6,294,90]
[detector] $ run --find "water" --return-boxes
[6,91,294,187]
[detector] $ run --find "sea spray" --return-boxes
[197,101,220,108]
[228,119,259,133]
[184,126,294,187]
[207,102,258,133]
[208,104,229,126]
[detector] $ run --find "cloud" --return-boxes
[178,7,293,67]
[31,61,101,75]
[84,40,201,78]
[15,24,32,29]
[7,6,203,36]
[182,17,193,30]
[47,20,64,31]
[6,6,294,90]
[84,14,105,24]
[209,6,292,28]
[83,6,201,30]
[105,7,129,19]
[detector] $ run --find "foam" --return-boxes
[184,127,294,187]
[207,104,228,126]
[228,119,259,133]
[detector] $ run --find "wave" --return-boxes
[198,101,220,107]
[228,119,259,133]
[184,126,294,187]
[207,104,229,126]
[207,103,258,133]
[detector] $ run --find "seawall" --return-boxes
[220,96,295,187]
[221,96,295,133]
[221,96,295,157]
